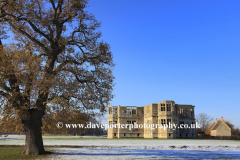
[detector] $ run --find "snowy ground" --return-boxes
[1,135,240,159]
[47,148,240,160]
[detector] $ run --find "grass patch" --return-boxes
[0,145,52,160]
[169,146,176,149]
[43,137,107,140]
[180,145,188,149]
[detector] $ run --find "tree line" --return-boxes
[0,105,107,136]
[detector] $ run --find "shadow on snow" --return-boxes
[52,149,240,159]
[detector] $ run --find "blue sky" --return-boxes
[1,0,239,128]
[86,0,240,128]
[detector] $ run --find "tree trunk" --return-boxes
[22,110,45,155]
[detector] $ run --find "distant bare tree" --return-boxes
[196,113,213,132]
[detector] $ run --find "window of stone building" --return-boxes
[137,134,139,137]
[161,119,166,125]
[109,107,112,114]
[124,134,126,136]
[127,107,131,114]
[132,121,136,128]
[161,107,165,111]
[132,107,136,114]
[161,103,165,106]
[112,107,117,114]
[167,106,171,111]
[114,134,116,136]
[167,119,171,124]
[180,108,183,115]
[169,134,171,137]
[109,121,112,125]
[112,107,115,114]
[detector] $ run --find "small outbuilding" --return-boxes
[210,117,231,137]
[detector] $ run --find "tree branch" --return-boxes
[27,20,55,46]
[54,58,84,74]
[50,0,56,10]
[3,10,54,50]
[48,94,70,102]
[8,22,49,54]
[60,68,93,84]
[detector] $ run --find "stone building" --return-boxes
[108,100,196,139]
[210,117,231,137]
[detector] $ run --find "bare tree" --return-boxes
[196,113,213,132]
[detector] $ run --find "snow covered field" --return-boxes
[1,135,240,159]
[49,148,240,160]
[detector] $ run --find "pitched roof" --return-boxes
[211,123,221,130]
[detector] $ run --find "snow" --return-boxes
[48,148,240,159]
[1,135,240,159]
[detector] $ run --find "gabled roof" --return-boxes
[211,123,221,130]
[211,121,231,131]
